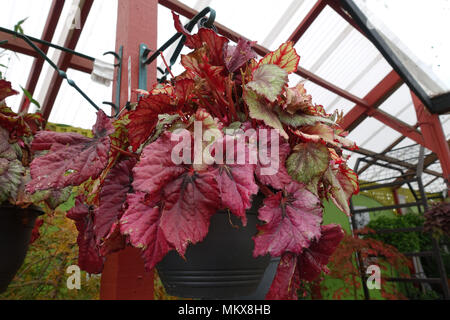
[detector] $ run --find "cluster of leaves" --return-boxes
[365,212,429,253]
[0,79,51,208]
[424,201,450,238]
[324,229,411,300]
[24,13,359,299]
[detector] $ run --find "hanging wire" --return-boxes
[0,27,125,118]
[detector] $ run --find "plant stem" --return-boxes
[159,51,175,78]
[111,144,139,159]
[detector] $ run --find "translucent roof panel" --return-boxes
[353,0,450,97]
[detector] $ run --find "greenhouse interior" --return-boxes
[0,0,449,303]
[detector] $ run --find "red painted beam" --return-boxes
[341,70,403,131]
[287,0,327,44]
[100,0,158,300]
[158,0,368,107]
[0,32,94,73]
[412,92,450,189]
[19,0,64,113]
[40,0,94,121]
[368,109,424,146]
[327,0,366,35]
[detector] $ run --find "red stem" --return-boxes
[111,144,139,159]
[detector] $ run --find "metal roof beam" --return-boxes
[287,0,327,44]
[19,0,64,113]
[0,31,94,73]
[40,0,94,121]
[342,69,403,131]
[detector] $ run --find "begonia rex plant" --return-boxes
[25,13,359,299]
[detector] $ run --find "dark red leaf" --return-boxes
[161,169,220,257]
[26,110,112,193]
[223,38,257,73]
[172,11,228,66]
[265,252,300,300]
[253,182,322,257]
[120,192,172,270]
[127,94,178,151]
[67,197,104,274]
[0,79,19,101]
[29,218,44,244]
[298,224,344,281]
[94,158,136,246]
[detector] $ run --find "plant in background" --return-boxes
[324,229,411,300]
[365,212,429,253]
[24,13,359,299]
[424,201,450,238]
[0,79,71,213]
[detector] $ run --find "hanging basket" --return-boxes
[156,194,271,299]
[0,204,44,293]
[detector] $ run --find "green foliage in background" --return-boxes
[365,212,430,253]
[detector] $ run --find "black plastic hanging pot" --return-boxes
[157,193,271,299]
[0,203,44,293]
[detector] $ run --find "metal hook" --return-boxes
[103,51,121,67]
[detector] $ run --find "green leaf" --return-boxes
[20,86,41,109]
[14,17,28,35]
[247,64,287,102]
[276,107,334,127]
[286,142,330,184]
[243,88,288,139]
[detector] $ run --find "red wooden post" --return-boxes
[411,92,450,192]
[100,0,158,300]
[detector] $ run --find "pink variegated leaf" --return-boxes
[253,182,323,257]
[120,192,172,270]
[26,110,113,193]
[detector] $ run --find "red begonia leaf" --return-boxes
[0,105,45,140]
[26,110,113,193]
[120,192,172,270]
[253,182,323,257]
[127,94,178,151]
[212,136,258,226]
[161,169,220,257]
[132,132,186,195]
[94,158,136,246]
[29,218,44,244]
[0,79,19,101]
[67,196,104,274]
[298,224,344,281]
[255,139,292,190]
[223,38,257,73]
[324,164,359,216]
[265,252,300,300]
[172,12,228,67]
[98,222,126,257]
